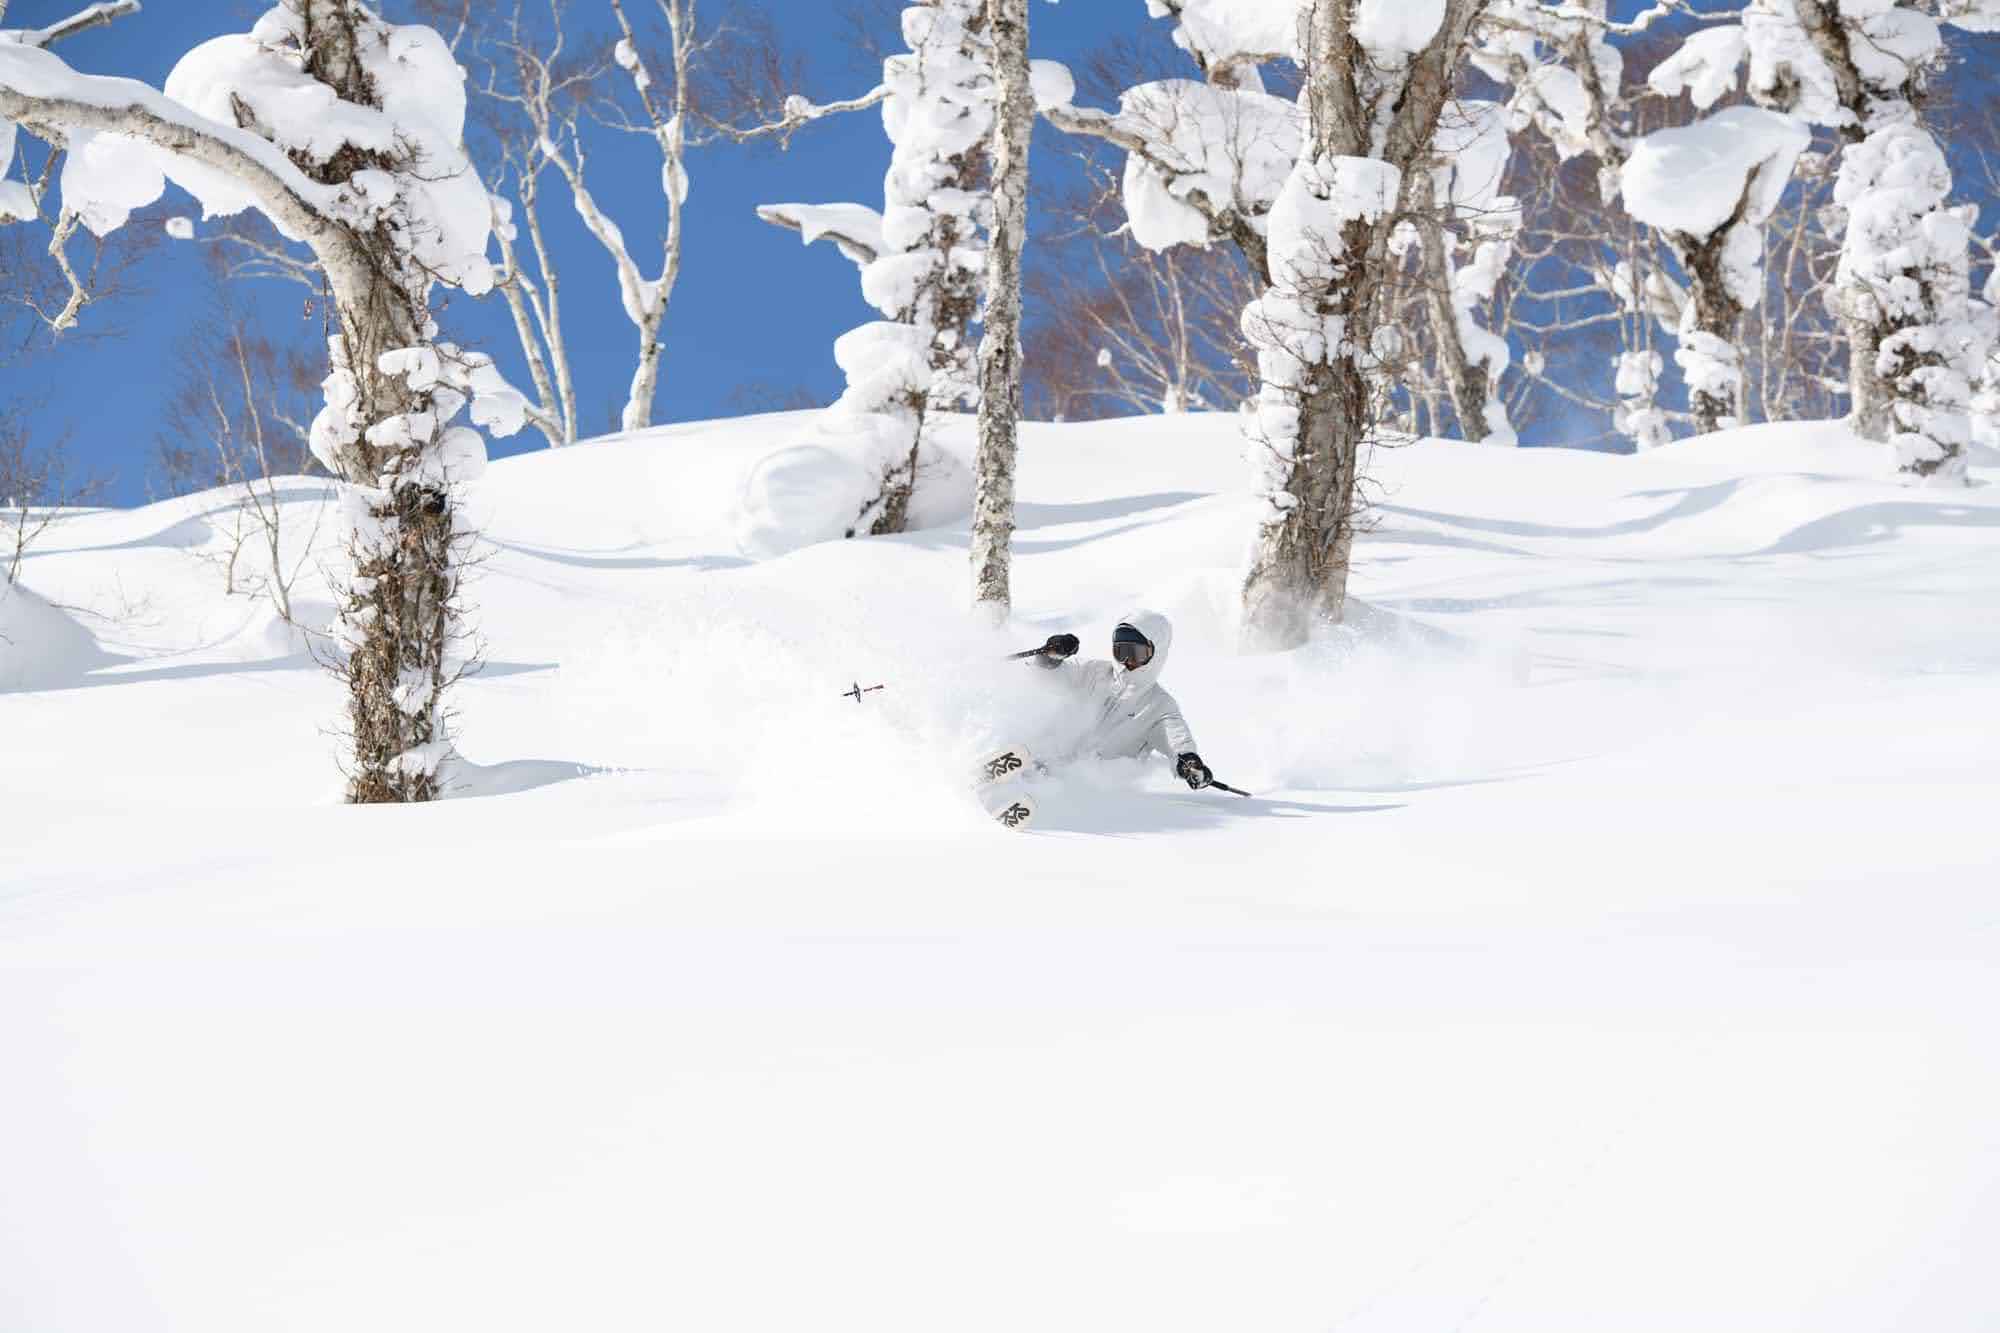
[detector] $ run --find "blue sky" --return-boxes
[10,0,1138,503]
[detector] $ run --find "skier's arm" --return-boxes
[1151,707,1214,789]
[1150,707,1197,759]
[1026,635,1098,697]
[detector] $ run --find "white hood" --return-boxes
[1113,608,1173,696]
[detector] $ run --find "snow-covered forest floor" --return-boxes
[4,413,1998,1330]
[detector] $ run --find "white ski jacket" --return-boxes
[1041,609,1199,763]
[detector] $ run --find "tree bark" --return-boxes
[289,0,465,802]
[1844,315,1890,441]
[1679,254,1745,434]
[869,140,983,538]
[971,0,1031,613]
[1412,168,1496,443]
[1787,0,1906,446]
[1240,0,1481,649]
[1667,186,1755,436]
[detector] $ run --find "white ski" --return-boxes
[989,793,1037,831]
[972,742,1039,830]
[973,742,1037,787]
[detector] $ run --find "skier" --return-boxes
[1028,609,1215,791]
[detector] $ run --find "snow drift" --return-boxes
[4,411,1999,1332]
[0,581,110,690]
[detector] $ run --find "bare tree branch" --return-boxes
[712,83,887,146]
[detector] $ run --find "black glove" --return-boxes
[1042,633,1080,660]
[1177,752,1213,790]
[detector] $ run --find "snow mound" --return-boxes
[734,444,875,558]
[731,416,973,559]
[1648,417,1896,475]
[0,583,112,690]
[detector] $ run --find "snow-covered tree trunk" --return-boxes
[1410,120,1517,447]
[736,1,993,556]
[1844,300,1892,442]
[1619,110,1808,437]
[1240,0,1485,650]
[280,0,521,801]
[1413,177,1496,444]
[1671,0,1997,476]
[1787,0,1986,478]
[971,0,1031,613]
[1836,119,1980,480]
[1,0,524,802]
[1784,0,1889,440]
[856,0,990,535]
[1673,228,1750,435]
[1621,15,1824,437]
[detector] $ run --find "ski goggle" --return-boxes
[1111,624,1154,669]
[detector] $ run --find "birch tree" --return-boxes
[1025,29,1266,419]
[461,0,599,447]
[1652,0,1999,480]
[970,0,1032,614]
[582,0,695,434]
[734,0,995,556]
[1618,99,1809,434]
[1468,0,1677,445]
[1413,100,1520,446]
[1039,25,1293,296]
[0,0,527,801]
[456,0,704,439]
[1033,6,1514,452]
[1239,0,1489,649]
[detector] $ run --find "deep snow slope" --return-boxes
[3,413,1998,1332]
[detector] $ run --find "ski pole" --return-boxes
[1006,645,1055,660]
[842,682,885,703]
[1209,779,1253,798]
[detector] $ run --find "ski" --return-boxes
[971,742,1039,830]
[972,742,1037,787]
[991,794,1036,831]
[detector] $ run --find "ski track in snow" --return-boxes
[2,412,1997,1332]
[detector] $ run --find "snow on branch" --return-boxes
[1622,107,1808,243]
[1042,100,1269,276]
[1105,80,1297,252]
[0,44,339,237]
[1539,0,1713,36]
[755,201,883,267]
[1149,0,1296,75]
[5,0,142,51]
[0,42,347,330]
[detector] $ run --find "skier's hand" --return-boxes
[1177,752,1213,790]
[1041,633,1080,660]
